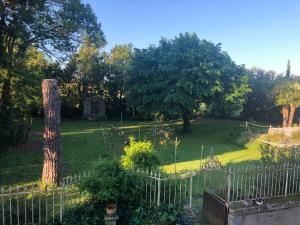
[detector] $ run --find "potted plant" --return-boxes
[106,203,117,216]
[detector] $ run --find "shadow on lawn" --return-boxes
[0,119,256,186]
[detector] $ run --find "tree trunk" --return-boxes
[282,106,289,128]
[288,105,296,127]
[182,111,191,133]
[0,79,11,110]
[41,79,61,187]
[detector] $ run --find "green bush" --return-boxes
[79,159,143,205]
[129,205,189,225]
[260,144,300,164]
[49,202,105,225]
[121,136,160,170]
[0,108,31,152]
[228,131,252,147]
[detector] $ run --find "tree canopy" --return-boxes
[127,33,250,132]
[0,0,105,111]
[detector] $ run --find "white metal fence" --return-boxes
[204,161,300,203]
[0,171,92,225]
[139,169,204,209]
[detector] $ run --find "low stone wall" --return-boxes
[268,127,300,137]
[228,198,300,225]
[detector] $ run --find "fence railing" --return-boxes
[1,170,91,194]
[204,161,300,203]
[0,185,82,225]
[0,171,92,225]
[139,169,204,209]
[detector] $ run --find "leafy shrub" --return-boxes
[50,202,105,225]
[79,159,143,205]
[260,144,300,164]
[228,131,252,147]
[121,136,160,170]
[129,205,189,225]
[0,108,31,152]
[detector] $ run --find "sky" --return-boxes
[83,0,300,75]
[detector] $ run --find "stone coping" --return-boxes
[229,195,300,216]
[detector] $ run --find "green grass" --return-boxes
[0,118,261,185]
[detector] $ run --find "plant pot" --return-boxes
[106,204,117,216]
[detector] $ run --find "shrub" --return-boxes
[129,205,189,225]
[228,131,252,147]
[79,159,143,205]
[50,202,105,225]
[121,136,160,170]
[260,144,300,164]
[0,108,31,152]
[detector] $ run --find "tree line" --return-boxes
[1,1,300,148]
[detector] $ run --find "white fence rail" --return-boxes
[0,185,81,225]
[139,169,204,209]
[205,162,300,203]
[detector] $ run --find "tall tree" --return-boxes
[127,33,249,132]
[105,43,133,117]
[0,0,105,111]
[42,79,61,186]
[286,59,291,78]
[63,35,107,111]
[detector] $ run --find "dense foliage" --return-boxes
[126,33,250,131]
[129,205,189,225]
[79,159,143,205]
[121,136,160,170]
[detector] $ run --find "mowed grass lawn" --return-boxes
[0,118,261,185]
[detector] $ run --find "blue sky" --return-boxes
[83,0,300,74]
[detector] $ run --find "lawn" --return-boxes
[0,118,261,185]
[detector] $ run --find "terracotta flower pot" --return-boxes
[106,204,117,216]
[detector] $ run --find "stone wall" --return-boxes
[228,199,300,225]
[268,127,300,137]
[83,96,105,120]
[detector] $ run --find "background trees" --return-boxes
[105,44,133,118]
[127,33,250,132]
[273,80,300,127]
[241,68,280,122]
[0,0,104,111]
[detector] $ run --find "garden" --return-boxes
[1,1,300,225]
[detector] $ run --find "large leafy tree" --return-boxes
[105,43,133,118]
[127,33,249,132]
[0,0,105,111]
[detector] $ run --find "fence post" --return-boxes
[285,162,289,197]
[226,167,231,203]
[189,176,193,210]
[1,186,5,225]
[157,173,161,206]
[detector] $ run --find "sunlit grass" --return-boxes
[0,118,262,185]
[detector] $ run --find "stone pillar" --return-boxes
[104,214,119,225]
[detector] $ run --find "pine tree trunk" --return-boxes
[182,111,191,133]
[41,79,61,187]
[288,105,296,127]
